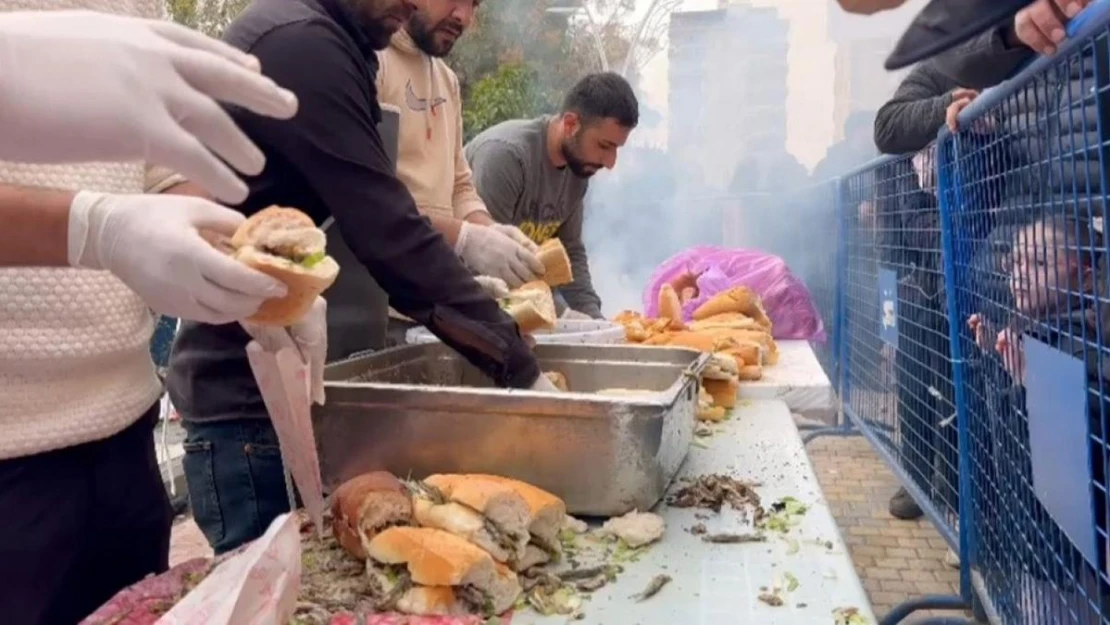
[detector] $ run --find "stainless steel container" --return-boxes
[316,343,707,516]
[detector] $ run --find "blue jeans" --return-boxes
[181,419,292,555]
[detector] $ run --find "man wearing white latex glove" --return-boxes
[68,191,288,325]
[490,223,540,254]
[467,73,640,319]
[0,10,299,204]
[241,298,328,406]
[455,221,546,288]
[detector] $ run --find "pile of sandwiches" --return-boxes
[613,285,779,422]
[329,471,569,618]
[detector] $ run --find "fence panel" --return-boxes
[839,153,962,556]
[799,181,843,383]
[937,6,1110,622]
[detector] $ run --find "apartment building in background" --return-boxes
[826,0,916,140]
[668,2,789,188]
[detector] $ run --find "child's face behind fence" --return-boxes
[1009,223,1092,316]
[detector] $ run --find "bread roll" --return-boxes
[537,238,573,287]
[702,377,739,409]
[658,284,683,322]
[544,371,568,391]
[330,471,413,560]
[230,206,338,326]
[367,527,522,616]
[503,281,557,334]
[413,475,531,565]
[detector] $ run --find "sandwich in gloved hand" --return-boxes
[537,238,573,287]
[331,471,414,560]
[230,206,339,326]
[410,474,567,572]
[499,281,557,334]
[366,526,522,617]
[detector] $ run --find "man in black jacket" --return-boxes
[874,61,965,156]
[167,0,558,555]
[873,68,975,529]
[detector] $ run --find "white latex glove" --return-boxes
[529,373,562,393]
[0,10,299,204]
[561,308,592,321]
[474,275,510,299]
[68,191,287,324]
[490,224,540,253]
[242,297,328,405]
[455,222,545,288]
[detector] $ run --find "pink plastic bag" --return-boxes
[643,246,826,341]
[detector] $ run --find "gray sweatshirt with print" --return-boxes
[465,116,602,318]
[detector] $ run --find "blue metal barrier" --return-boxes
[804,178,844,384]
[834,152,968,623]
[931,1,1110,622]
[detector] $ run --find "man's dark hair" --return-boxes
[562,72,639,129]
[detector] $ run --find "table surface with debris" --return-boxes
[515,398,874,625]
[737,340,835,423]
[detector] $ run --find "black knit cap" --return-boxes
[886,0,1035,70]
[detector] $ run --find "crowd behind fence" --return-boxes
[792,4,1110,623]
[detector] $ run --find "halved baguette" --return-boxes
[502,281,557,334]
[537,239,573,287]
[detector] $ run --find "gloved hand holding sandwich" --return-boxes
[230,206,339,404]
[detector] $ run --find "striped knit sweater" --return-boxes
[0,0,170,460]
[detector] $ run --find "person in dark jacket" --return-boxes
[813,111,878,183]
[168,0,559,556]
[874,60,966,155]
[871,146,960,536]
[873,66,971,523]
[932,6,1108,221]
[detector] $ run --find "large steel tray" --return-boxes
[316,343,707,516]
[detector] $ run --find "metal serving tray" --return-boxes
[316,343,708,516]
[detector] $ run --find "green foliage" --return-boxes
[451,0,642,140]
[166,0,251,38]
[462,64,545,143]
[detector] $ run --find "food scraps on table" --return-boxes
[666,474,763,517]
[759,496,809,534]
[834,606,870,625]
[701,532,766,544]
[631,574,672,602]
[600,510,666,548]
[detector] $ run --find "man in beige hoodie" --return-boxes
[376,0,543,341]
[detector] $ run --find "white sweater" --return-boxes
[0,0,166,460]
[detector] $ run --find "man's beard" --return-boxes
[560,139,601,179]
[407,14,464,57]
[345,0,411,50]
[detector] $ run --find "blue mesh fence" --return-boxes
[838,153,962,556]
[810,3,1110,623]
[800,181,843,384]
[933,4,1110,622]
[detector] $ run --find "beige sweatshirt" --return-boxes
[375,29,487,222]
[0,0,179,461]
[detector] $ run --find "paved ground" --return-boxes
[168,432,970,622]
[809,434,969,623]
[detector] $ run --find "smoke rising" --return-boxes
[573,1,914,317]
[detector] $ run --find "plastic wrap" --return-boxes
[157,513,301,625]
[643,246,826,341]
